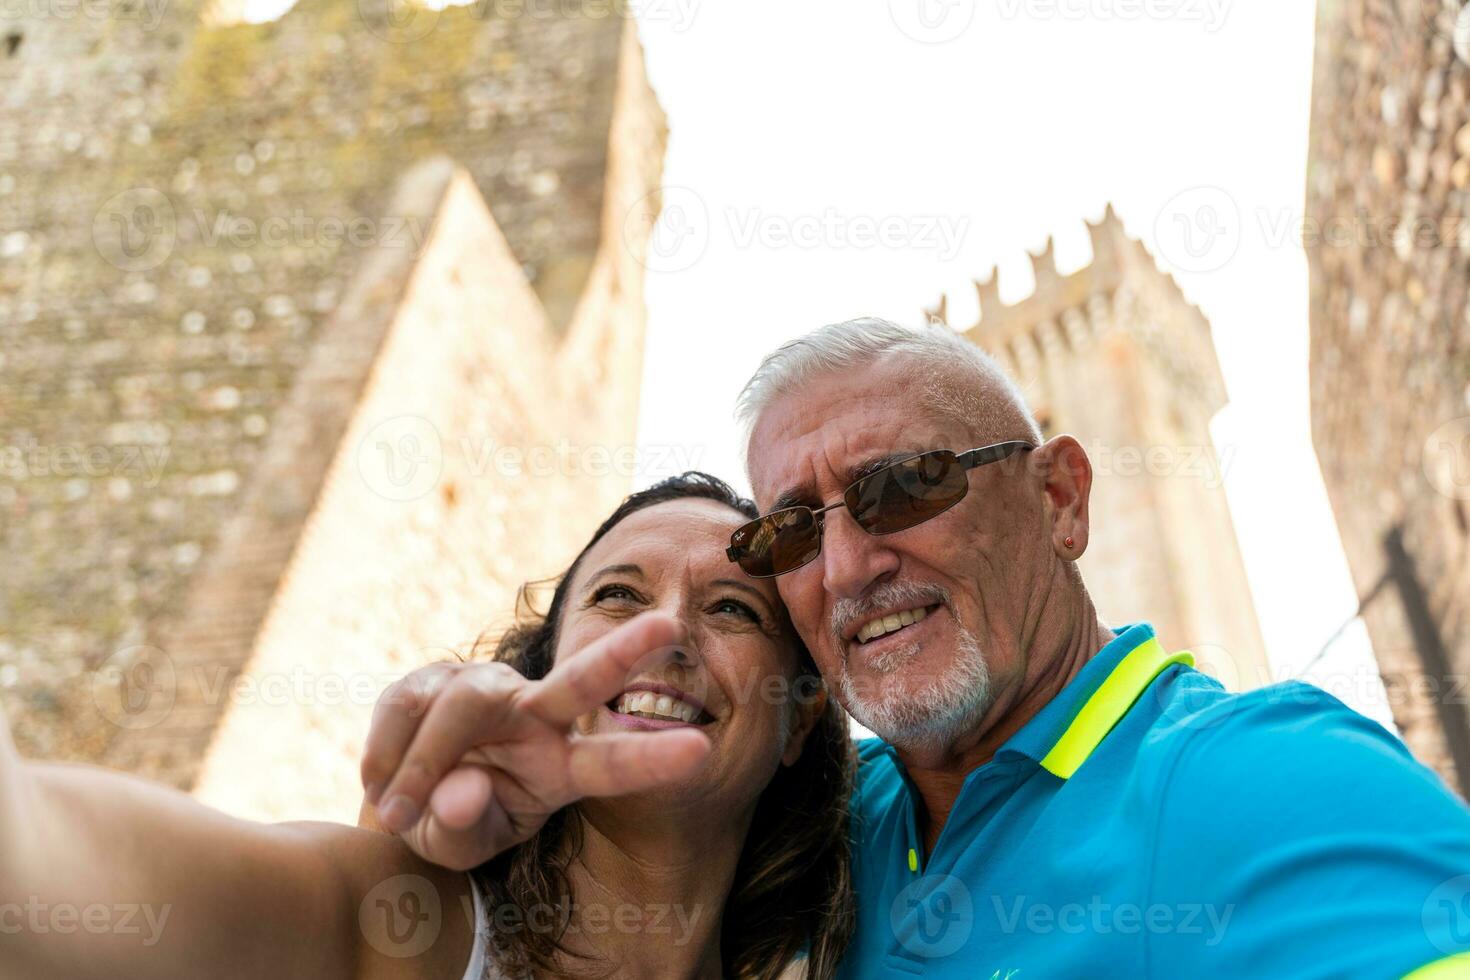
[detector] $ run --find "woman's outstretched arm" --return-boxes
[0,704,475,980]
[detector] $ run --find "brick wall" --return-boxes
[0,0,667,818]
[1307,0,1470,790]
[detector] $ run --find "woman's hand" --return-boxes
[360,612,712,871]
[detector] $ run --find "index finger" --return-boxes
[361,661,463,804]
[520,612,687,727]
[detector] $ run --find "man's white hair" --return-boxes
[735,316,1042,460]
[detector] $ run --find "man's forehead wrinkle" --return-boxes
[750,370,959,507]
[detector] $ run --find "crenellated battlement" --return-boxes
[923,203,1228,423]
[918,204,1267,687]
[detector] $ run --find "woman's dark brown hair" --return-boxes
[469,472,855,979]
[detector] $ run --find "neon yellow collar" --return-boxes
[1038,636,1194,779]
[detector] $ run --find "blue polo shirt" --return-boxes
[838,623,1470,978]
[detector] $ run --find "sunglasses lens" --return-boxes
[846,450,968,534]
[730,507,820,577]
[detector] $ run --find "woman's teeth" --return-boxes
[856,605,934,644]
[614,691,702,723]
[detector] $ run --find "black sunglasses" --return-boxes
[727,441,1035,578]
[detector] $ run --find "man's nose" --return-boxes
[821,508,900,599]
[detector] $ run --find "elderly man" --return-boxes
[363,317,1470,977]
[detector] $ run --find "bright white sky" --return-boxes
[626,0,1395,727]
[237,0,1390,725]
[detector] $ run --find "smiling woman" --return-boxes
[465,472,856,979]
[0,472,854,980]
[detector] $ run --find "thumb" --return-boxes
[428,765,493,832]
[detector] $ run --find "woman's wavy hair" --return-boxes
[469,472,855,979]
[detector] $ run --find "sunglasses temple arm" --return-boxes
[959,441,1033,469]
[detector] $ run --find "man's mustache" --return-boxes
[829,580,953,650]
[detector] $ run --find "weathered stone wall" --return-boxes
[926,208,1270,686]
[0,0,666,809]
[1307,0,1470,790]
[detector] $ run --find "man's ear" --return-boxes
[782,681,828,767]
[1033,434,1093,561]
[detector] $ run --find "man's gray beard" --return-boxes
[837,607,993,751]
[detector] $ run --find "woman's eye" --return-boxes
[593,584,639,603]
[713,599,760,622]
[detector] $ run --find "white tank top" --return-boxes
[459,873,807,979]
[460,873,496,980]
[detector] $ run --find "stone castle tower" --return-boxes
[0,2,667,822]
[1307,0,1470,791]
[924,207,1270,686]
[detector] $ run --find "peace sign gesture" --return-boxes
[360,612,711,871]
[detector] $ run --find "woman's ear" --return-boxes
[781,680,827,767]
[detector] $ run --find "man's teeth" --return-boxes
[856,605,933,644]
[614,691,701,723]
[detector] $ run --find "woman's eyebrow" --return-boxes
[585,563,644,586]
[710,577,772,602]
